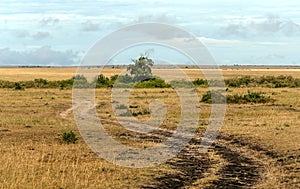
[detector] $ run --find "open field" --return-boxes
[0,66,300,81]
[0,67,299,188]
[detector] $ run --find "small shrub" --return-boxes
[201,90,226,104]
[192,78,208,87]
[227,91,274,104]
[14,82,24,90]
[132,108,151,116]
[116,74,134,84]
[62,131,78,144]
[135,77,171,88]
[201,90,274,104]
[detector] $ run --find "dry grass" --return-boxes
[0,67,299,188]
[0,67,299,81]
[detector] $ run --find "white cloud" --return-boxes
[81,20,101,32]
[13,30,30,38]
[32,32,51,40]
[0,46,79,66]
[135,13,177,24]
[220,15,300,38]
[39,17,59,26]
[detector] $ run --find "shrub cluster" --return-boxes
[225,75,300,88]
[62,130,78,144]
[227,91,275,104]
[201,90,274,104]
[0,75,299,89]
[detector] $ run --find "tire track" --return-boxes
[205,143,262,189]
[141,134,269,189]
[62,104,276,188]
[142,137,211,189]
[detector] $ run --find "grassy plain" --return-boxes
[0,66,300,81]
[0,67,299,188]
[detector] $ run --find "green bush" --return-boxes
[14,82,24,90]
[225,75,300,88]
[227,91,274,104]
[193,78,208,86]
[201,90,226,104]
[169,79,194,88]
[62,131,78,144]
[0,74,298,89]
[134,77,171,88]
[201,90,274,104]
[115,74,134,84]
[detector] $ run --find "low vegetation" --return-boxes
[1,75,299,89]
[62,130,78,144]
[201,90,275,104]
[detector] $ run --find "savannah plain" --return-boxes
[0,66,299,188]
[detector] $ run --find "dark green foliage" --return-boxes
[201,90,226,104]
[134,77,171,88]
[14,82,24,90]
[95,74,110,87]
[0,80,14,88]
[193,78,208,86]
[62,131,78,144]
[110,75,118,84]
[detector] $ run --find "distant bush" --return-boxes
[201,90,226,104]
[0,80,14,88]
[115,74,134,84]
[169,79,194,88]
[14,82,24,90]
[201,90,274,104]
[0,74,298,89]
[225,75,300,88]
[134,77,171,88]
[227,91,274,104]
[62,131,78,144]
[192,78,208,87]
[95,74,110,87]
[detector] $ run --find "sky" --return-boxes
[0,0,299,66]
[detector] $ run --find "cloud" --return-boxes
[39,17,59,26]
[81,21,100,31]
[221,15,300,38]
[0,46,79,66]
[32,31,51,40]
[135,14,177,24]
[13,30,30,38]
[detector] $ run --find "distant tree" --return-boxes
[127,55,154,82]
